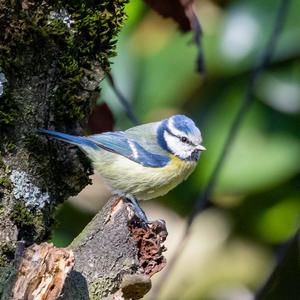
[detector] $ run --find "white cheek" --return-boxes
[164,132,193,159]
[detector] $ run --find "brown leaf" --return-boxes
[144,0,192,31]
[87,102,115,134]
[144,0,205,73]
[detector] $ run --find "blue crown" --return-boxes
[170,115,198,136]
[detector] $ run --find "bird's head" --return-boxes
[157,115,206,161]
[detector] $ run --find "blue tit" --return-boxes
[39,115,206,201]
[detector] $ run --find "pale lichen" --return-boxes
[9,170,50,209]
[0,72,7,97]
[48,9,75,29]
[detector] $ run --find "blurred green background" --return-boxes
[52,0,300,299]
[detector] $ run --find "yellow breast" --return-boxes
[148,155,196,198]
[91,151,197,200]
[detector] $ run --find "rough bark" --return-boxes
[4,196,167,299]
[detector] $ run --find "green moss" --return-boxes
[50,1,129,122]
[10,201,48,244]
[0,176,11,188]
[0,93,18,131]
[10,202,35,227]
[0,257,7,268]
[5,143,16,153]
[0,243,15,270]
[0,0,128,124]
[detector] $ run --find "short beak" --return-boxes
[197,145,206,151]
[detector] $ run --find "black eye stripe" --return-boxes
[166,128,195,146]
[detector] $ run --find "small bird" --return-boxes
[39,115,205,217]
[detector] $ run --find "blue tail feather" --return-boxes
[38,129,98,150]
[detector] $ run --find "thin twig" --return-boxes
[106,72,140,126]
[149,0,291,298]
[185,4,205,73]
[254,227,299,300]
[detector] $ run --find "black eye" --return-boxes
[180,136,188,143]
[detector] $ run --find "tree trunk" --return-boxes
[0,1,167,299]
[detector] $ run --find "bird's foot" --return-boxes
[124,194,149,224]
[112,191,149,224]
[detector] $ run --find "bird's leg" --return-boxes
[125,194,148,223]
[112,191,148,224]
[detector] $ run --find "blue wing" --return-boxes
[38,129,170,168]
[88,132,170,168]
